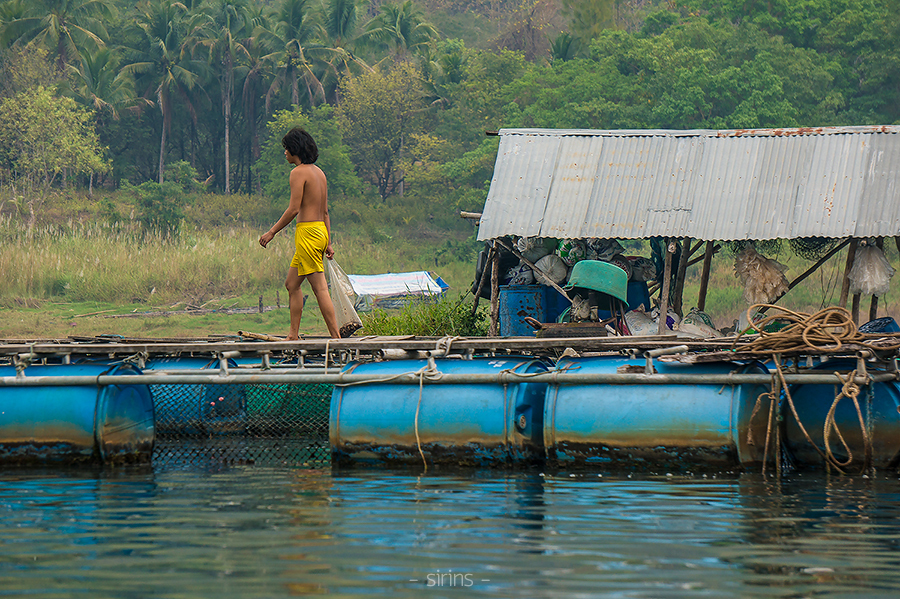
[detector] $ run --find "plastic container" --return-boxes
[499,285,544,336]
[330,357,548,466]
[0,363,154,464]
[544,356,772,469]
[784,359,900,470]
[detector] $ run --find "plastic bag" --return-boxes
[625,309,656,336]
[677,308,722,338]
[324,259,363,338]
[849,244,895,296]
[733,245,789,304]
[534,254,568,285]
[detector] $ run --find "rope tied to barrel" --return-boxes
[414,359,444,473]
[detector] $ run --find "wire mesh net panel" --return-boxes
[151,382,333,468]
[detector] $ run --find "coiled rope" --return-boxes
[732,305,900,354]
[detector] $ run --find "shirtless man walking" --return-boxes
[259,127,340,340]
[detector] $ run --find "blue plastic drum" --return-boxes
[0,363,154,464]
[784,359,900,470]
[544,356,773,470]
[330,357,548,467]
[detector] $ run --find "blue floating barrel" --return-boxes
[0,363,154,464]
[330,357,547,466]
[499,285,544,336]
[784,360,900,470]
[544,357,773,470]
[144,357,245,434]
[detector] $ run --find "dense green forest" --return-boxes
[0,0,898,337]
[1,0,897,210]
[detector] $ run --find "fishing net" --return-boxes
[726,239,783,256]
[151,382,333,468]
[788,237,839,261]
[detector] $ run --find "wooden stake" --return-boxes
[839,239,858,308]
[697,241,715,312]
[489,241,500,337]
[852,293,861,324]
[657,240,674,335]
[259,295,263,314]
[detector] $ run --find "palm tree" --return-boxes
[360,0,438,62]
[0,0,115,70]
[64,46,140,120]
[318,0,369,102]
[122,0,208,184]
[256,0,336,107]
[198,0,251,194]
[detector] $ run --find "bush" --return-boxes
[361,293,488,336]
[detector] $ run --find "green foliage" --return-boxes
[254,105,362,200]
[336,62,429,200]
[127,181,187,233]
[0,86,107,204]
[361,293,489,336]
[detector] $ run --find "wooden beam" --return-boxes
[869,237,885,322]
[657,240,674,335]
[759,238,851,314]
[839,239,858,308]
[673,237,691,317]
[489,241,500,336]
[471,245,494,316]
[493,237,571,305]
[697,241,715,312]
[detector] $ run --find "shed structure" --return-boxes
[476,126,900,242]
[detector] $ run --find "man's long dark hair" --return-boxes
[281,127,318,164]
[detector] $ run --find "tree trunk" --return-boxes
[223,54,233,195]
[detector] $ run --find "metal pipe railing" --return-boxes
[1,370,894,387]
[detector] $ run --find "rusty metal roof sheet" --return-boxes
[476,126,900,241]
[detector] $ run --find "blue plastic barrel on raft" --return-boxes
[144,357,245,434]
[330,357,548,466]
[0,363,154,464]
[784,359,900,470]
[499,285,544,336]
[543,357,773,470]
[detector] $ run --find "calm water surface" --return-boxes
[2,460,899,598]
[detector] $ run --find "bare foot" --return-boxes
[285,334,301,341]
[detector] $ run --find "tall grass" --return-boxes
[361,293,489,336]
[0,214,480,308]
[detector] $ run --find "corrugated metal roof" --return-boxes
[476,126,900,241]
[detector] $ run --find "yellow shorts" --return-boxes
[290,221,329,275]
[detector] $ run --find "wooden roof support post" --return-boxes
[489,241,500,337]
[672,237,691,317]
[697,241,715,312]
[869,237,885,322]
[471,245,494,316]
[839,239,858,308]
[657,239,674,335]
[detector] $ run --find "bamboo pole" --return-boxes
[839,239,858,307]
[489,241,500,336]
[697,241,715,312]
[657,240,674,335]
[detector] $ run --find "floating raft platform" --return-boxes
[2,334,900,472]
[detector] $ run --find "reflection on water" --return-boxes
[1,464,899,598]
